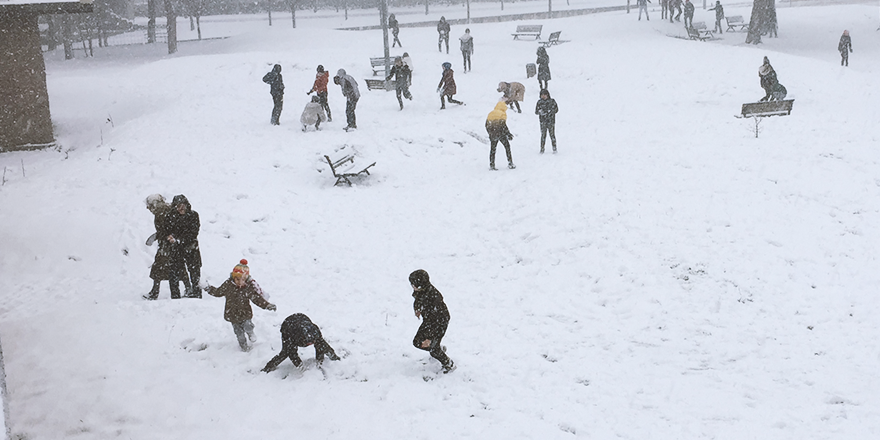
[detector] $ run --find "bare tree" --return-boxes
[165,0,178,54]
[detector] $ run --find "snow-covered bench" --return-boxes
[691,22,714,39]
[364,78,391,91]
[323,146,376,186]
[687,26,710,41]
[738,99,795,118]
[725,16,749,32]
[511,24,543,40]
[370,57,388,76]
[539,31,568,47]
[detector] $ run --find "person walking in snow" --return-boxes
[389,13,402,47]
[262,64,284,125]
[660,0,668,20]
[437,62,463,109]
[497,81,525,114]
[306,65,331,122]
[708,1,724,34]
[459,28,474,73]
[333,69,360,131]
[205,259,277,352]
[637,0,651,21]
[758,56,778,102]
[143,194,191,300]
[300,95,326,131]
[683,0,695,28]
[386,57,413,110]
[838,30,852,66]
[535,89,558,154]
[165,194,202,299]
[670,0,682,22]
[410,270,455,374]
[261,313,341,373]
[437,16,451,54]
[486,101,515,170]
[536,47,551,90]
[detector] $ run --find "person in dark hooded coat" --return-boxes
[437,62,463,109]
[410,269,455,373]
[386,57,413,110]
[838,30,852,67]
[535,89,559,154]
[143,194,191,300]
[758,56,778,102]
[389,13,402,47]
[437,16,451,53]
[165,194,202,298]
[536,47,551,90]
[261,313,341,372]
[262,64,284,125]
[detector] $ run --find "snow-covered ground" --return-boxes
[1,1,879,439]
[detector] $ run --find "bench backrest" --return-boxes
[727,15,743,23]
[370,57,385,66]
[692,22,707,30]
[741,99,794,117]
[547,31,561,41]
[516,25,542,32]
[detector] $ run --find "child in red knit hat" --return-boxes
[205,259,277,351]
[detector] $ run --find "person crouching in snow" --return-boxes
[300,95,326,132]
[205,259,277,352]
[261,313,340,372]
[437,62,463,109]
[497,81,525,114]
[410,270,455,374]
[486,101,515,170]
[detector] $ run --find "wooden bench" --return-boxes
[725,15,749,32]
[687,26,709,41]
[364,78,392,91]
[738,99,795,118]
[691,22,714,39]
[511,24,543,40]
[539,31,568,47]
[370,57,389,76]
[323,147,377,186]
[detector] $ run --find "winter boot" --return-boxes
[442,359,456,374]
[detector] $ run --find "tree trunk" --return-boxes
[165,0,177,54]
[47,16,58,51]
[746,0,776,44]
[196,15,201,39]
[147,0,157,43]
[62,15,74,59]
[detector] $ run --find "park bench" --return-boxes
[737,99,795,118]
[687,25,710,41]
[364,78,392,91]
[691,22,714,39]
[370,57,389,76]
[725,15,749,32]
[539,31,568,47]
[511,24,543,40]
[323,146,377,186]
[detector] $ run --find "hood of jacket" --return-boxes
[337,68,347,77]
[272,64,281,73]
[171,194,191,213]
[487,101,508,121]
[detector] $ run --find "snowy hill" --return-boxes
[0,2,879,438]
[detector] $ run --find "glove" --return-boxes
[508,133,514,140]
[306,91,311,95]
[267,304,277,311]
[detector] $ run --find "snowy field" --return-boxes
[1,1,880,439]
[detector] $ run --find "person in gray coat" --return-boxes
[333,69,360,131]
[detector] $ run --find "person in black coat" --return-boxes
[389,14,401,47]
[262,64,284,125]
[386,57,413,110]
[535,89,559,154]
[437,16,451,54]
[838,30,852,67]
[261,313,340,372]
[410,269,455,373]
[165,194,202,298]
[708,1,724,34]
[536,47,551,90]
[143,194,191,300]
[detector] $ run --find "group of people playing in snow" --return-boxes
[143,198,455,374]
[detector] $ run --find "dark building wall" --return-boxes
[0,8,55,151]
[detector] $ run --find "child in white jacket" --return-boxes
[300,95,326,132]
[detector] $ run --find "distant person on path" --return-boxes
[389,13,402,47]
[838,30,852,66]
[536,47,551,90]
[165,194,202,299]
[683,0,695,28]
[262,64,284,125]
[637,0,651,21]
[660,0,668,20]
[708,1,724,34]
[300,95,326,131]
[437,62,463,109]
[758,56,778,102]
[671,0,682,22]
[497,81,525,114]
[402,52,414,86]
[535,89,558,154]
[143,194,191,300]
[486,101,515,170]
[459,28,474,73]
[307,65,331,122]
[437,16,450,54]
[261,313,341,373]
[386,57,413,110]
[409,270,455,374]
[334,68,360,131]
[205,259,277,352]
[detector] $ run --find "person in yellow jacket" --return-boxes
[485,101,515,170]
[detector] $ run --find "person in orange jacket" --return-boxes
[205,259,277,352]
[307,65,331,122]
